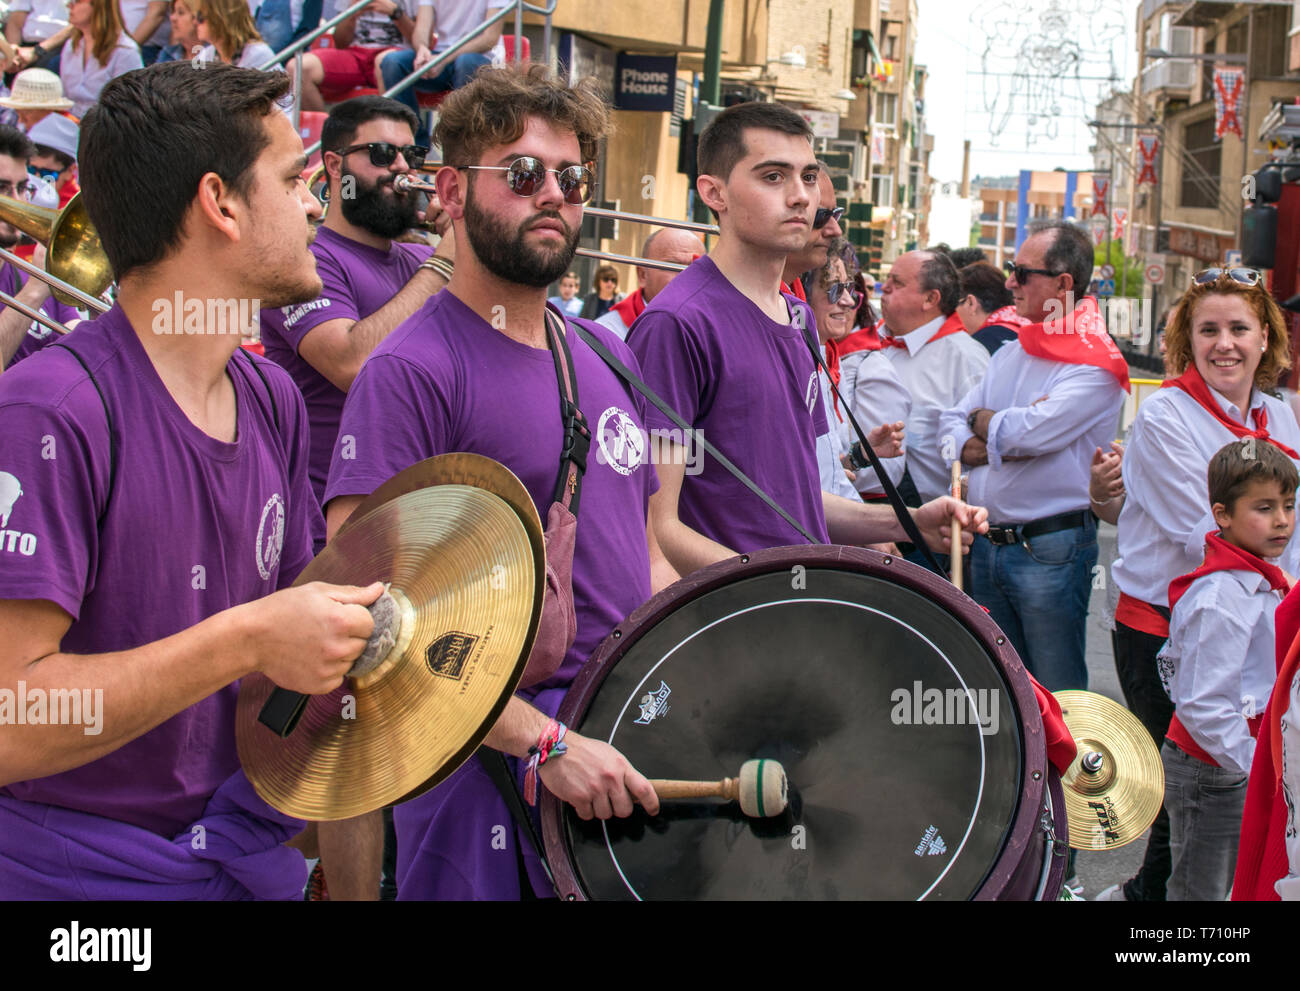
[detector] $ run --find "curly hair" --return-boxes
[1162,276,1291,388]
[434,62,610,168]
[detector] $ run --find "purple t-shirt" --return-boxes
[0,305,321,837]
[325,292,658,899]
[260,226,433,503]
[628,255,830,551]
[2,261,86,368]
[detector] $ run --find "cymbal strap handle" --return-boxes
[256,591,401,738]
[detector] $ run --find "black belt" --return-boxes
[984,509,1091,546]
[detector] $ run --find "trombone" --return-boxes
[0,191,113,343]
[389,172,717,273]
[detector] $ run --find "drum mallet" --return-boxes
[950,460,963,592]
[649,758,788,817]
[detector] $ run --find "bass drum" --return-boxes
[540,546,1069,900]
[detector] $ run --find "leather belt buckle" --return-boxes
[986,526,1019,546]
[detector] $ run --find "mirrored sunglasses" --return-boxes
[457,156,595,205]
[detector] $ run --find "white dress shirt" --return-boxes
[1158,567,1281,772]
[1279,669,1300,899]
[1112,386,1300,605]
[816,367,859,501]
[60,34,144,118]
[8,0,68,43]
[939,340,1125,523]
[839,348,911,496]
[883,315,988,501]
[594,307,631,341]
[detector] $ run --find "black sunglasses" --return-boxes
[826,280,861,306]
[337,141,429,170]
[1003,260,1061,283]
[1192,267,1263,287]
[456,156,595,205]
[814,205,845,230]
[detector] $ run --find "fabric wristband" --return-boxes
[522,719,567,806]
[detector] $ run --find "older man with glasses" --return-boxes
[939,218,1129,694]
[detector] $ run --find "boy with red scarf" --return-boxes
[1159,439,1297,900]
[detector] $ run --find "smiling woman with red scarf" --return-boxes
[1101,270,1300,903]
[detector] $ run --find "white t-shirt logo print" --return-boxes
[596,406,645,476]
[806,371,819,414]
[256,493,286,581]
[0,471,23,527]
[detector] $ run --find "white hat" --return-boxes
[28,114,79,162]
[0,69,74,111]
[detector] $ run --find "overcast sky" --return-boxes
[914,0,1138,182]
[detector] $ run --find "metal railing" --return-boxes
[258,0,557,139]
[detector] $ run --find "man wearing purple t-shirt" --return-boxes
[631,102,986,576]
[261,96,453,505]
[0,64,383,899]
[326,63,675,900]
[0,125,84,371]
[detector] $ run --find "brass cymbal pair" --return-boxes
[237,455,545,821]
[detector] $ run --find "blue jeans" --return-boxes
[380,49,491,142]
[255,0,324,54]
[1162,740,1248,901]
[971,516,1098,691]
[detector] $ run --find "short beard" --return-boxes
[0,224,21,250]
[338,165,417,239]
[463,189,578,288]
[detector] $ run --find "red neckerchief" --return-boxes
[838,323,882,355]
[1016,295,1130,392]
[881,312,966,352]
[1162,364,1299,459]
[980,304,1030,330]
[781,279,842,417]
[610,287,645,329]
[1168,531,1289,614]
[1234,586,1300,900]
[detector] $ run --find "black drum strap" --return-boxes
[474,747,555,898]
[567,320,818,544]
[791,319,946,575]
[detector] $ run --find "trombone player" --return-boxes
[260,95,454,506]
[0,124,83,371]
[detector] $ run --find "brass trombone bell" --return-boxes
[0,191,114,307]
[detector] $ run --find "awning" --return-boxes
[866,30,883,69]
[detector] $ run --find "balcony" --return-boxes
[1140,57,1195,95]
[1142,0,1188,20]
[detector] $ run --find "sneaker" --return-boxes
[1062,875,1084,899]
[305,860,329,901]
[1093,882,1128,901]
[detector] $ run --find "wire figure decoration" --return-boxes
[973,0,1127,149]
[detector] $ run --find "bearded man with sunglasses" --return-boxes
[261,96,453,507]
[939,219,1128,694]
[324,63,677,900]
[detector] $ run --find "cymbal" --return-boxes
[1053,690,1165,851]
[339,453,545,660]
[238,484,539,821]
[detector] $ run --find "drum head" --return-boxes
[543,547,1047,900]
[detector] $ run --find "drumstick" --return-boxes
[950,460,963,592]
[649,758,788,817]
